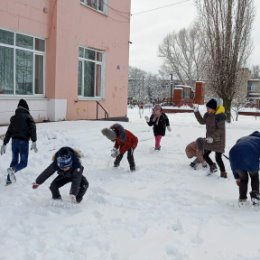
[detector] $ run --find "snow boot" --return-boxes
[5,180,12,186]
[76,197,83,203]
[250,191,260,205]
[190,159,199,170]
[130,166,136,172]
[52,195,62,200]
[202,162,208,168]
[238,198,249,207]
[220,171,228,178]
[209,163,217,173]
[7,167,16,183]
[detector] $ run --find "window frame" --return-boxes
[78,46,105,100]
[80,0,108,15]
[0,28,45,97]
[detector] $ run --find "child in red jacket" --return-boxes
[102,124,138,171]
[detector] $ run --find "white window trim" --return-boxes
[80,0,108,15]
[0,28,45,96]
[78,47,105,100]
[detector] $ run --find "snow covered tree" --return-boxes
[128,66,169,104]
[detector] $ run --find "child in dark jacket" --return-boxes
[229,131,260,205]
[102,124,138,171]
[32,147,89,204]
[0,99,37,185]
[145,104,171,150]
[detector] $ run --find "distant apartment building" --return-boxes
[0,0,131,124]
[247,79,260,101]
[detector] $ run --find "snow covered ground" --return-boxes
[0,107,260,260]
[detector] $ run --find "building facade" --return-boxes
[0,0,131,124]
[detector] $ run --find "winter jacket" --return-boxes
[35,149,84,196]
[185,138,205,163]
[147,113,170,136]
[114,129,138,155]
[3,107,37,145]
[194,105,226,153]
[229,131,260,179]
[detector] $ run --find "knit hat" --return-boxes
[17,99,29,110]
[56,147,73,170]
[101,128,117,141]
[206,99,217,110]
[153,104,162,112]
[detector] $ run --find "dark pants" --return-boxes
[114,148,135,170]
[10,138,29,171]
[237,170,259,200]
[50,175,89,202]
[203,150,226,172]
[7,139,29,182]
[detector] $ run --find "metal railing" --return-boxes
[96,101,109,120]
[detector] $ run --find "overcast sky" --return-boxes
[129,0,260,75]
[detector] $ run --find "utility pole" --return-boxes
[170,73,173,103]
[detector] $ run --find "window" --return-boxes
[78,47,104,98]
[80,0,105,13]
[248,82,256,92]
[0,29,45,95]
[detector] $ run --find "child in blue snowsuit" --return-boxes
[229,131,260,204]
[32,146,89,204]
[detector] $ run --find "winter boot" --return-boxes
[202,162,208,168]
[76,197,83,203]
[238,198,249,207]
[209,163,217,174]
[5,180,12,186]
[190,159,198,170]
[52,195,62,201]
[220,171,228,178]
[7,167,16,183]
[154,146,161,151]
[250,191,260,205]
[130,166,136,172]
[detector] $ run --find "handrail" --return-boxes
[96,101,109,120]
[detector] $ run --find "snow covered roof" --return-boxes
[174,85,192,89]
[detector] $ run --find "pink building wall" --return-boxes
[0,0,131,123]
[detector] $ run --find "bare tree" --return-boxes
[158,23,207,86]
[128,66,168,104]
[128,67,146,103]
[196,0,255,122]
[231,68,251,121]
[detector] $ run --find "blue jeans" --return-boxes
[10,138,29,172]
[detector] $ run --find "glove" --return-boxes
[193,105,199,112]
[70,194,77,204]
[167,126,172,132]
[236,179,240,186]
[32,182,40,189]
[111,148,120,158]
[145,116,150,122]
[0,145,6,155]
[31,142,38,153]
[205,137,213,143]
